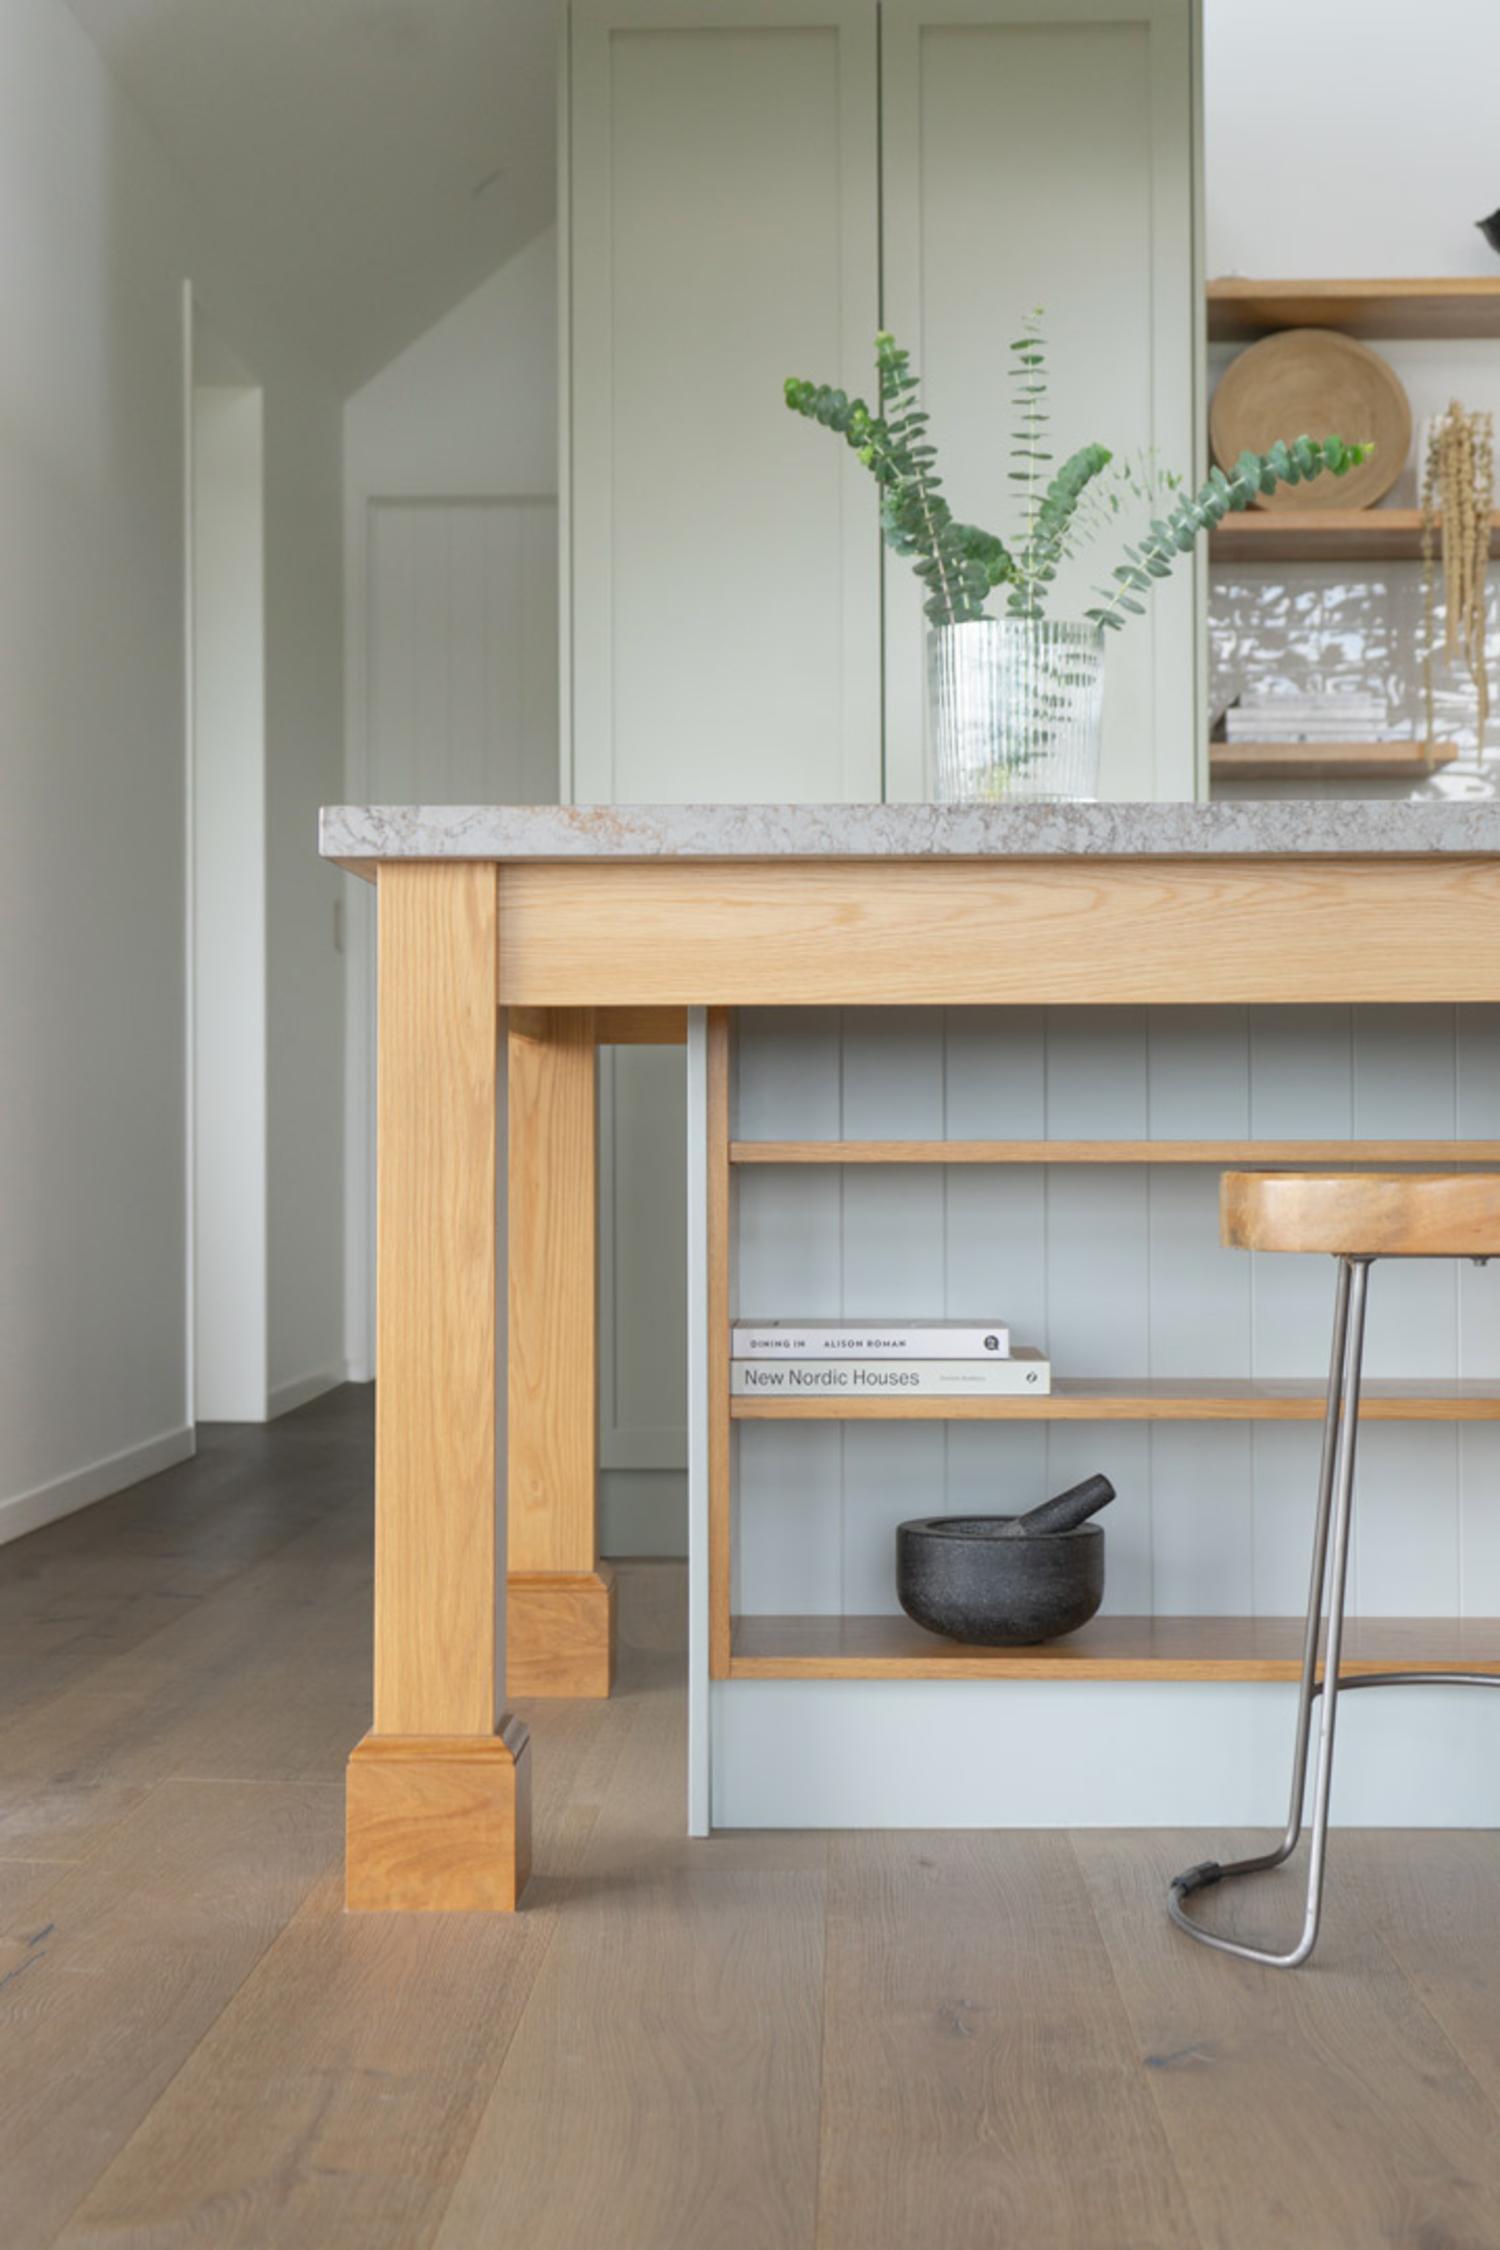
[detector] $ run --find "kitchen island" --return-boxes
[322,802,1500,1907]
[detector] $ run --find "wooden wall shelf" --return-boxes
[1209,509,1500,564]
[1210,743,1459,782]
[728,1612,1500,1682]
[731,1379,1500,1424]
[1207,277,1500,343]
[730,1139,1500,1167]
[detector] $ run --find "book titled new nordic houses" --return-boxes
[731,1351,1050,1398]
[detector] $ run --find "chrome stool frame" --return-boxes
[1168,1253,1500,1970]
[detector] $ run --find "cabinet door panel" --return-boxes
[570,0,881,803]
[881,0,1202,802]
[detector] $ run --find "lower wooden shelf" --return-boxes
[1210,742,1458,782]
[728,1612,1500,1682]
[730,1378,1500,1423]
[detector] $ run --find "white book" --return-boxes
[731,1318,1010,1359]
[731,1350,1050,1397]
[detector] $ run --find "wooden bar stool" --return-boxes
[1168,1171,1500,1969]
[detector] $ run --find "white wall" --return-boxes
[0,0,345,1543]
[192,378,267,1421]
[1206,0,1499,284]
[1205,0,1500,800]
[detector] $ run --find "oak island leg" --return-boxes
[506,1007,614,1697]
[346,862,531,1912]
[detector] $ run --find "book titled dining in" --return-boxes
[731,1319,1010,1360]
[730,1350,1050,1397]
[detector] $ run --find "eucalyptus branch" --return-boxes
[1085,436,1373,634]
[786,334,1013,626]
[786,328,1372,638]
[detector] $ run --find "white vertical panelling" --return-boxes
[841,1012,947,1615]
[736,1010,844,1615]
[943,1010,1049,1516]
[1458,1009,1500,1616]
[1044,1010,1151,1612]
[729,1005,1497,1638]
[569,0,881,803]
[880,0,1201,801]
[366,499,559,807]
[1351,1008,1460,1616]
[598,1046,687,1470]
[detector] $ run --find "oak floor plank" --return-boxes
[814,1831,1197,2250]
[0,1504,372,1859]
[45,1561,680,2250]
[50,1696,636,2250]
[0,1778,339,2250]
[1338,1830,1500,2113]
[1074,1829,1500,2248]
[0,1400,370,1728]
[430,1571,826,2250]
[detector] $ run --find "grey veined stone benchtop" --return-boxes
[321,800,1500,874]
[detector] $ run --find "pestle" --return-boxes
[997,1473,1116,1538]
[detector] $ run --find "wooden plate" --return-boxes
[1209,328,1410,511]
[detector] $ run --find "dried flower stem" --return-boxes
[1422,401,1493,741]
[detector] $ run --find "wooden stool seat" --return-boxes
[1222,1170,1500,1258]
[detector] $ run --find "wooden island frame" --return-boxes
[323,813,1500,1910]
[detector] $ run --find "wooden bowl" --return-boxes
[1209,328,1410,511]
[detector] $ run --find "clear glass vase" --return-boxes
[928,618,1106,802]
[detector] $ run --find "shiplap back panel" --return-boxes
[569,0,881,802]
[732,1006,1500,1623]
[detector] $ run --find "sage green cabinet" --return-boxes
[565,0,1203,806]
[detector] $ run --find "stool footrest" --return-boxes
[1171,1860,1224,1897]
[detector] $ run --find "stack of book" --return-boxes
[730,1319,1051,1397]
[1222,692,1387,745]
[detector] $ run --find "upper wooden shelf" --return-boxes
[730,1379,1500,1424]
[730,1139,1500,1166]
[728,1612,1500,1682]
[1207,277,1500,342]
[1210,509,1500,563]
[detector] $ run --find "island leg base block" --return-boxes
[506,1565,616,1698]
[345,1723,532,1912]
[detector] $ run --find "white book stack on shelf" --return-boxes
[1223,692,1388,743]
[729,1320,1051,1396]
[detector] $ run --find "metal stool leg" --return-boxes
[1169,1255,1369,1969]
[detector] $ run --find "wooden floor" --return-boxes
[8,1392,1500,2245]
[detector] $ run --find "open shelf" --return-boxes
[1209,509,1500,563]
[730,1138,1500,1166]
[1210,742,1459,782]
[1207,277,1500,343]
[728,1612,1500,1681]
[731,1379,1500,1423]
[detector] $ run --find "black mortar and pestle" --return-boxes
[896,1475,1115,1645]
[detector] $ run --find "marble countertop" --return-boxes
[321,800,1500,869]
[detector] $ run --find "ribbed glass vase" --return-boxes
[928,619,1105,802]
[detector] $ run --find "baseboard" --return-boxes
[712,1678,1500,1829]
[0,1424,196,1548]
[267,1366,350,1419]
